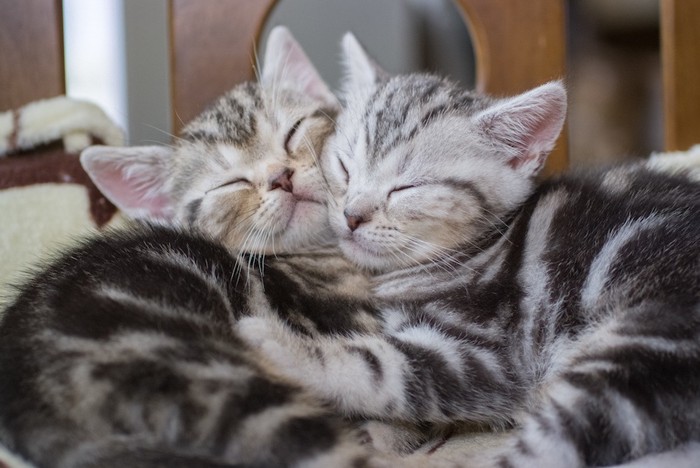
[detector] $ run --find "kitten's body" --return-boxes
[0,225,378,467]
[2,27,699,468]
[374,165,700,466]
[239,36,700,467]
[0,28,390,467]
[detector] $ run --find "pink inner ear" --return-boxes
[101,174,172,218]
[508,108,565,172]
[507,116,561,170]
[84,151,174,221]
[263,28,335,106]
[479,82,566,173]
[289,48,334,104]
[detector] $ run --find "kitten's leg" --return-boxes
[239,312,416,417]
[238,308,522,425]
[62,439,239,468]
[606,441,700,468]
[9,336,381,468]
[358,420,458,456]
[480,299,700,468]
[58,429,390,468]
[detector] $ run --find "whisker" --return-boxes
[142,124,188,145]
[300,133,337,208]
[251,40,262,85]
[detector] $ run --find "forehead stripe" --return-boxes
[419,81,442,103]
[310,107,339,121]
[186,198,202,227]
[442,179,490,211]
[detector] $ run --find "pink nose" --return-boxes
[344,210,368,232]
[269,168,294,192]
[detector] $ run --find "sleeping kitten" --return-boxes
[0,27,389,468]
[240,33,700,467]
[80,30,339,255]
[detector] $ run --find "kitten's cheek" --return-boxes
[340,230,374,255]
[288,200,328,232]
[329,211,351,238]
[292,200,321,219]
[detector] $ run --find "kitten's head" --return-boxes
[323,33,567,272]
[81,26,338,254]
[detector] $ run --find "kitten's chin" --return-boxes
[276,200,334,252]
[338,238,401,272]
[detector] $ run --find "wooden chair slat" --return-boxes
[453,0,568,173]
[661,0,700,151]
[0,0,65,111]
[168,0,278,133]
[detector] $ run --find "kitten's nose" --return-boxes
[269,168,294,192]
[344,210,369,232]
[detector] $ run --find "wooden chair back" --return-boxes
[660,0,700,152]
[168,0,569,172]
[0,0,65,111]
[1,0,699,176]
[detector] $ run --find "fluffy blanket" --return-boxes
[0,96,125,307]
[0,96,699,467]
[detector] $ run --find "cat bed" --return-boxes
[0,97,699,467]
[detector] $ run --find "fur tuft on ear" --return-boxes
[473,81,567,176]
[261,26,337,108]
[340,32,388,94]
[80,145,176,222]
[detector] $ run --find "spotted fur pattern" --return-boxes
[238,34,700,467]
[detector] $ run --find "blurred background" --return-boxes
[63,0,661,167]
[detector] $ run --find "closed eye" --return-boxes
[206,178,250,194]
[284,118,305,153]
[388,185,416,197]
[337,157,350,183]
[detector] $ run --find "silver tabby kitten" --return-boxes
[240,33,700,467]
[0,27,388,468]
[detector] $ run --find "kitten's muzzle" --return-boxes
[344,210,370,232]
[268,168,294,192]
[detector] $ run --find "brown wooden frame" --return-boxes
[2,0,700,175]
[166,0,569,172]
[661,0,700,152]
[0,0,65,110]
[168,0,278,133]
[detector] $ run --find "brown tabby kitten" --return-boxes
[0,27,390,468]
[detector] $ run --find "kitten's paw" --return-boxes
[357,420,433,455]
[373,452,461,468]
[236,315,276,349]
[236,316,308,376]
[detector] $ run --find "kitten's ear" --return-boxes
[340,32,388,92]
[80,145,176,221]
[261,26,337,108]
[473,81,567,176]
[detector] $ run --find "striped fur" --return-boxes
[4,28,699,467]
[80,27,338,255]
[0,28,399,467]
[239,34,700,467]
[0,225,390,467]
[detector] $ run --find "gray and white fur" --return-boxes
[0,27,393,468]
[3,26,699,468]
[239,33,700,467]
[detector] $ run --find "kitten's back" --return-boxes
[0,224,374,467]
